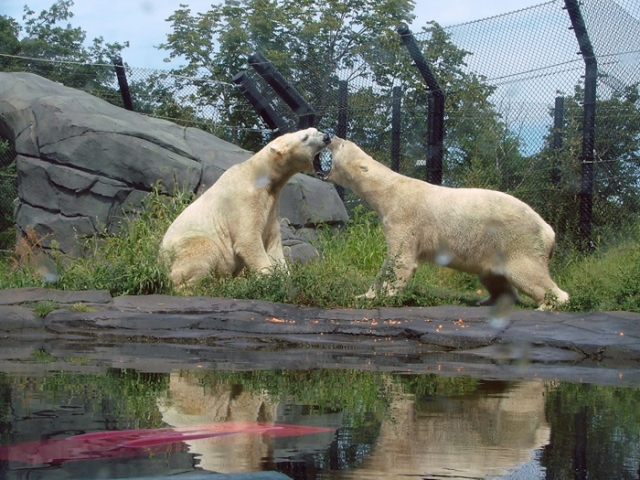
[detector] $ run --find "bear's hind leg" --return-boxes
[477,272,520,306]
[503,258,569,310]
[169,237,220,288]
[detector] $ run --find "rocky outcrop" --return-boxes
[0,72,347,257]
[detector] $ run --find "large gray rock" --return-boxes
[0,72,347,256]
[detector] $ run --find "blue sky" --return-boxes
[3,0,549,69]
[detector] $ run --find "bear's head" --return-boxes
[318,136,368,186]
[268,127,331,175]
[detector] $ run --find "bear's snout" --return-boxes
[323,133,331,144]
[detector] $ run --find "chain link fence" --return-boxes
[1,0,639,251]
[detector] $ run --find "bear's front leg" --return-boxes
[235,238,279,275]
[359,253,418,299]
[264,225,289,274]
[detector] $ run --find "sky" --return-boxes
[2,0,549,69]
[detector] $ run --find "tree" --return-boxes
[158,0,417,151]
[531,83,640,246]
[0,1,128,99]
[360,21,525,187]
[158,3,521,187]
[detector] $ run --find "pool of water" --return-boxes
[1,357,639,480]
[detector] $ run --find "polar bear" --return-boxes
[161,128,331,288]
[321,136,569,310]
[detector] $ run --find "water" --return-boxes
[1,363,639,480]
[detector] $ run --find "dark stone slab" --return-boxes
[0,288,112,305]
[0,306,42,330]
[2,287,640,386]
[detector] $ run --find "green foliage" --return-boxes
[192,369,479,428]
[0,186,192,296]
[0,139,16,250]
[186,205,482,308]
[0,187,637,311]
[68,302,95,312]
[157,0,420,150]
[31,349,56,363]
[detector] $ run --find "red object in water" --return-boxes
[0,422,334,464]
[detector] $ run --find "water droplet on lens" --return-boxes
[488,293,514,330]
[435,239,453,266]
[488,316,509,329]
[255,175,269,188]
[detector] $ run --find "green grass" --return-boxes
[0,188,638,312]
[555,226,640,312]
[33,300,59,317]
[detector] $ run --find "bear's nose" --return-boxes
[323,133,331,144]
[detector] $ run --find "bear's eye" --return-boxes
[301,133,309,142]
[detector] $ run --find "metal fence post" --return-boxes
[112,56,134,111]
[564,0,597,247]
[335,80,348,200]
[397,23,445,185]
[337,81,348,139]
[248,51,316,130]
[391,86,402,173]
[427,91,444,185]
[552,96,565,186]
[232,71,290,136]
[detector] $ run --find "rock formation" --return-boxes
[0,72,347,259]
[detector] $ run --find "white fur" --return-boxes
[161,128,329,288]
[326,137,569,310]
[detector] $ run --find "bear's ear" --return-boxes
[270,138,284,154]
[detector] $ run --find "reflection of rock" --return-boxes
[353,381,550,479]
[158,373,277,473]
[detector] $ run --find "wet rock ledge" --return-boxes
[0,287,639,386]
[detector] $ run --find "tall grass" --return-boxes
[0,186,193,296]
[556,223,640,312]
[0,188,637,312]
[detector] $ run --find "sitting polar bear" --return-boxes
[161,128,331,287]
[322,136,569,310]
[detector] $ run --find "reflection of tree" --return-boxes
[542,382,640,479]
[0,373,12,445]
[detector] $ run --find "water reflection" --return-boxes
[349,382,549,479]
[0,369,639,479]
[157,373,337,473]
[158,372,548,479]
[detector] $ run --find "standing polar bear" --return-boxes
[322,136,569,310]
[161,128,331,288]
